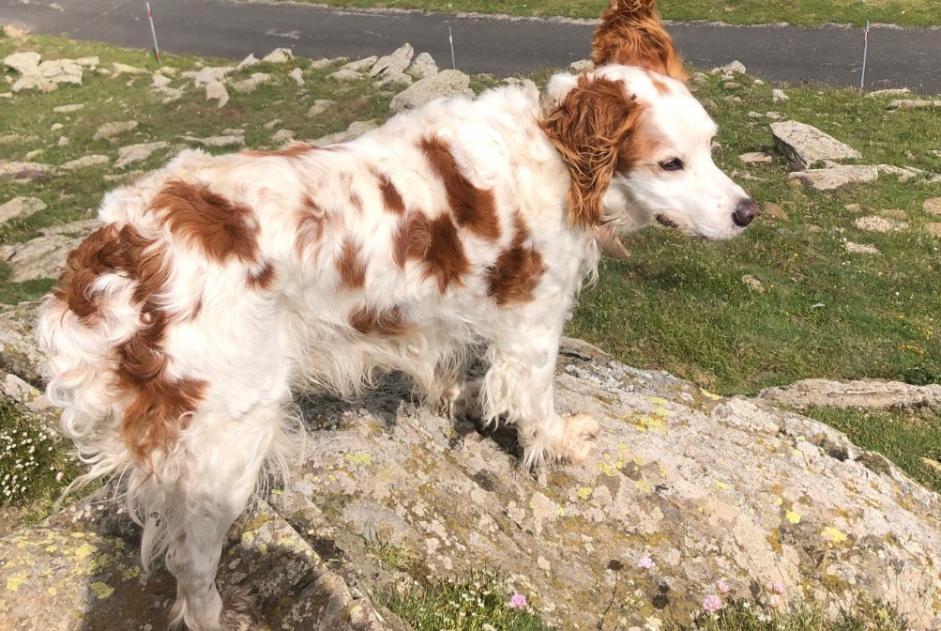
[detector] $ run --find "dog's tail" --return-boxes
[592,0,688,81]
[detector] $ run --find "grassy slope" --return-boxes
[280,0,941,27]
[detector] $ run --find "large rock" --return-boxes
[0,219,98,282]
[370,43,414,78]
[406,52,438,79]
[0,160,50,183]
[92,120,138,141]
[114,141,169,169]
[1,320,938,629]
[0,196,46,225]
[760,379,941,411]
[389,70,472,114]
[788,165,879,191]
[771,120,862,170]
[3,51,41,74]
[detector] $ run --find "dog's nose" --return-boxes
[732,198,758,227]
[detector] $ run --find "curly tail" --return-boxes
[592,0,688,81]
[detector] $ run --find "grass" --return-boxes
[675,599,908,631]
[804,406,941,492]
[281,0,941,28]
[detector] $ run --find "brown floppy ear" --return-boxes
[540,75,643,228]
[592,0,688,81]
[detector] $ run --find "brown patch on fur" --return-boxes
[393,211,469,292]
[247,262,276,290]
[336,238,366,290]
[349,305,408,336]
[151,180,258,263]
[540,76,645,227]
[487,217,546,305]
[54,222,207,462]
[591,0,688,81]
[378,173,406,215]
[296,195,326,256]
[244,143,317,158]
[420,137,500,241]
[616,110,663,172]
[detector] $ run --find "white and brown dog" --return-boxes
[37,1,755,628]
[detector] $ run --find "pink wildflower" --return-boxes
[702,594,723,614]
[772,581,786,595]
[509,593,528,610]
[637,556,655,570]
[716,579,730,594]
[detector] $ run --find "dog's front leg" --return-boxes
[480,311,599,468]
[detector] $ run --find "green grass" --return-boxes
[281,0,941,28]
[0,398,76,509]
[379,572,550,631]
[804,407,941,493]
[675,599,908,631]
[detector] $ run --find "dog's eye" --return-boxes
[659,158,684,172]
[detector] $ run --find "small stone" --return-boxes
[926,223,941,238]
[74,56,99,68]
[766,111,782,120]
[329,68,364,82]
[263,119,282,130]
[231,73,270,94]
[739,152,773,165]
[742,274,765,293]
[789,165,879,191]
[338,56,378,74]
[151,73,172,89]
[0,160,50,182]
[205,81,229,108]
[854,215,908,233]
[844,203,862,213]
[370,43,414,79]
[0,196,46,225]
[93,120,138,141]
[60,154,110,171]
[390,70,473,114]
[237,54,259,70]
[262,48,294,64]
[57,136,70,147]
[185,65,234,87]
[271,129,295,144]
[723,81,741,90]
[771,121,861,170]
[3,51,41,74]
[923,197,941,216]
[307,99,335,117]
[288,67,304,87]
[724,96,743,105]
[844,241,880,255]
[184,134,244,148]
[115,141,169,169]
[568,59,594,74]
[111,62,145,76]
[772,89,788,103]
[712,60,746,75]
[50,122,63,132]
[309,57,341,70]
[866,88,910,98]
[53,103,84,113]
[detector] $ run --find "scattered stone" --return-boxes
[876,164,924,182]
[57,136,70,147]
[844,203,862,213]
[328,67,363,81]
[338,56,378,74]
[771,120,862,170]
[264,119,282,130]
[723,81,741,90]
[854,215,908,233]
[60,154,110,171]
[53,103,84,113]
[0,197,46,225]
[844,241,880,255]
[183,134,245,148]
[231,73,270,94]
[370,43,414,79]
[205,81,229,108]
[723,95,742,105]
[765,111,782,120]
[312,120,378,146]
[888,99,941,110]
[568,58,594,74]
[114,141,169,169]
[0,233,84,281]
[184,65,234,87]
[0,161,50,182]
[74,56,99,68]
[753,79,765,86]
[307,99,335,117]
[49,123,63,132]
[262,48,294,64]
[111,62,145,76]
[711,60,746,75]
[236,53,259,71]
[789,165,879,191]
[11,58,83,92]
[759,378,941,411]
[772,88,788,103]
[390,69,473,114]
[288,67,304,87]
[1,24,29,38]
[867,88,910,98]
[151,73,172,89]
[309,57,341,70]
[93,120,138,141]
[747,111,762,120]
[762,202,788,221]
[923,197,941,216]
[924,223,941,237]
[4,51,41,74]
[271,129,295,144]
[739,152,773,165]
[741,274,765,293]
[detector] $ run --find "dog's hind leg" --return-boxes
[480,309,600,468]
[150,401,292,631]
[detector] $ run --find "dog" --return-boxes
[36,1,755,628]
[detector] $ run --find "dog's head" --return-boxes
[542,0,756,242]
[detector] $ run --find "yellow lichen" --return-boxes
[785,510,802,524]
[576,486,594,501]
[344,452,372,466]
[822,526,848,544]
[90,581,114,600]
[6,572,27,592]
[73,542,97,560]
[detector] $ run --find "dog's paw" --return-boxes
[556,413,601,464]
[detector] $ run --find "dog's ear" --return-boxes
[592,0,688,81]
[541,75,643,228]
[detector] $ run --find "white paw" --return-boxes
[557,413,600,464]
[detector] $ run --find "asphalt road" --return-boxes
[2,0,940,93]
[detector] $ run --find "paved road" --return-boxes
[2,0,940,93]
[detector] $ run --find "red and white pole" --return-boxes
[146,2,161,64]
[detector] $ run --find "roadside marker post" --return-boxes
[146,1,162,65]
[859,21,870,94]
[448,26,456,69]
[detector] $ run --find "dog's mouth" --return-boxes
[656,214,679,228]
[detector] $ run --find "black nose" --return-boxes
[732,198,758,228]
